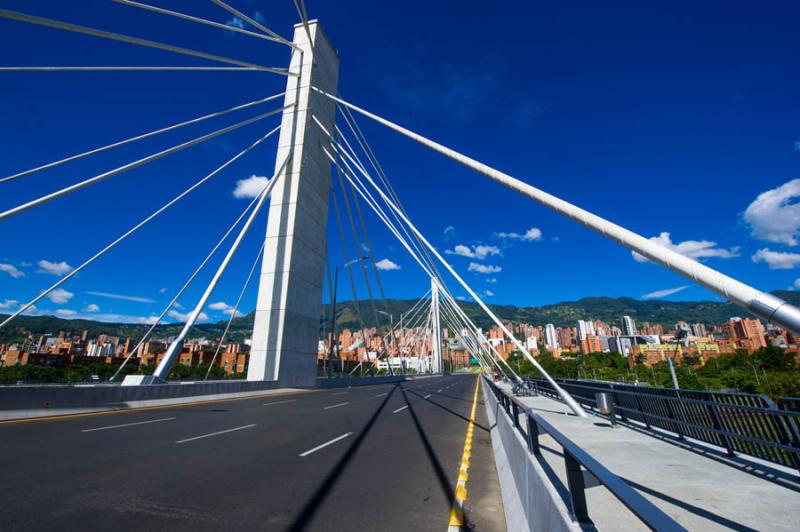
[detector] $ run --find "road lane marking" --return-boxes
[331,391,348,396]
[393,405,409,413]
[323,402,349,410]
[299,432,353,457]
[437,389,442,392]
[176,424,256,444]
[263,400,296,406]
[81,417,175,432]
[375,392,388,397]
[424,394,431,399]
[448,375,481,529]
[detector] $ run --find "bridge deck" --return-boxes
[513,388,800,531]
[0,375,505,531]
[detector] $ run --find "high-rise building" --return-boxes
[544,324,559,348]
[577,320,595,341]
[621,315,638,336]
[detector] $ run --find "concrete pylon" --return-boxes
[247,21,339,386]
[431,280,443,374]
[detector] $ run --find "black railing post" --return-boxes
[526,414,541,456]
[708,402,735,456]
[512,402,521,430]
[564,449,590,523]
[664,397,684,440]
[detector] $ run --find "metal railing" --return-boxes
[484,376,685,531]
[531,378,800,472]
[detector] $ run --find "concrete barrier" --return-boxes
[0,380,283,421]
[482,380,579,532]
[314,375,406,388]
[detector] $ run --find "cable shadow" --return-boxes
[614,418,800,493]
[621,478,758,532]
[406,389,490,433]
[286,384,398,532]
[400,386,457,507]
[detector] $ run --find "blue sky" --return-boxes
[1,0,799,324]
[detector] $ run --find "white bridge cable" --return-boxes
[0,106,289,221]
[291,0,314,55]
[1,92,285,184]
[204,240,266,380]
[316,121,587,416]
[152,153,290,379]
[209,0,299,51]
[330,182,364,330]
[332,136,382,333]
[0,66,265,72]
[439,292,521,381]
[334,107,521,381]
[326,135,512,380]
[112,0,293,46]
[1,124,282,331]
[335,116,443,288]
[438,301,504,377]
[338,107,447,287]
[317,88,800,339]
[0,9,294,75]
[109,186,265,381]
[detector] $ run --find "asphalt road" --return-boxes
[0,374,505,532]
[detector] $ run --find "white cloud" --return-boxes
[744,179,800,246]
[468,262,501,274]
[83,303,100,312]
[376,258,401,271]
[443,225,456,241]
[793,279,800,289]
[0,299,19,310]
[159,288,167,294]
[642,286,689,299]
[445,244,501,260]
[86,291,155,304]
[37,259,74,276]
[482,289,495,297]
[632,232,739,263]
[752,248,800,270]
[168,309,210,323]
[22,305,39,316]
[495,227,542,241]
[0,263,24,279]
[233,175,270,199]
[209,301,244,317]
[455,295,466,301]
[794,140,800,152]
[55,309,77,317]
[47,288,74,304]
[225,16,245,29]
[486,278,497,284]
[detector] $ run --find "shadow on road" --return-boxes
[286,384,398,531]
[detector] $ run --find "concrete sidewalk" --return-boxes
[514,391,800,531]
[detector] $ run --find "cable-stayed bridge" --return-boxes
[1,3,799,531]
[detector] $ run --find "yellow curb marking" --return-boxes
[448,375,481,529]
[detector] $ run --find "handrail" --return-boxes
[484,376,686,531]
[531,378,800,472]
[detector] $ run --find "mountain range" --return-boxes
[3,290,797,345]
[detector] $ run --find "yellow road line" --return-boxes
[0,388,316,426]
[448,375,480,531]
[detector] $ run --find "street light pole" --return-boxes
[328,266,340,379]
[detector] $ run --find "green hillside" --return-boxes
[3,290,796,344]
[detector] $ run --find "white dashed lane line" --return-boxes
[81,417,176,433]
[299,432,353,457]
[323,402,349,410]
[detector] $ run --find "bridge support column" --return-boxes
[247,21,339,385]
[431,280,443,374]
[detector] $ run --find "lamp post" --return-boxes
[328,258,366,378]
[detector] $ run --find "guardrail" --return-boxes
[530,378,800,472]
[485,377,685,531]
